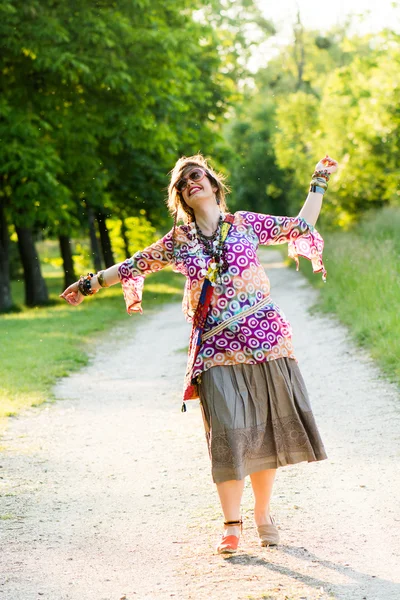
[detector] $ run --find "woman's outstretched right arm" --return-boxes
[59,262,124,306]
[60,228,175,309]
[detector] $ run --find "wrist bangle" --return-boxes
[310,185,326,194]
[97,270,110,288]
[310,179,328,189]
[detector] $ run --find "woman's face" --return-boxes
[179,166,218,210]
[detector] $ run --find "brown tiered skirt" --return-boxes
[198,358,327,484]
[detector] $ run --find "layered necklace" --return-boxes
[195,213,229,276]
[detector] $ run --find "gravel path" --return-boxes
[1,249,400,600]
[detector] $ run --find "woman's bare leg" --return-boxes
[249,469,277,526]
[215,479,245,536]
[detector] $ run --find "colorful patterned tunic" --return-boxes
[118,211,326,396]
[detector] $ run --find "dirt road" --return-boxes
[1,249,400,600]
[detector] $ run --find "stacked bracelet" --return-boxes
[309,169,330,194]
[78,272,97,296]
[97,270,110,288]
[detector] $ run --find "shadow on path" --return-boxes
[224,544,400,599]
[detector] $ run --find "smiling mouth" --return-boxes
[189,186,202,196]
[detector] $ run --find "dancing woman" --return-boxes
[60,153,338,554]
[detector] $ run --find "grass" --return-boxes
[0,268,185,432]
[295,206,400,386]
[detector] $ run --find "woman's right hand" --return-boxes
[59,281,85,306]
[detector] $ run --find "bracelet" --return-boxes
[310,184,326,194]
[78,272,97,296]
[310,177,328,187]
[312,169,330,181]
[310,179,328,190]
[309,167,331,195]
[97,270,110,288]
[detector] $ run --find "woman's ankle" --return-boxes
[254,510,272,526]
[224,525,241,536]
[223,517,242,536]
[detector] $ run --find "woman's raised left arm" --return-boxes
[297,155,338,226]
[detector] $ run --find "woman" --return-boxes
[60,153,338,554]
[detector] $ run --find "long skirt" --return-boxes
[198,357,327,484]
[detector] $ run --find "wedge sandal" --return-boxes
[216,519,243,554]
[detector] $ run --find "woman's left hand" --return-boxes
[315,155,338,174]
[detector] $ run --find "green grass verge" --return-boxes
[296,206,400,386]
[0,268,185,432]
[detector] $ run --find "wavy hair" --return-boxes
[167,154,230,225]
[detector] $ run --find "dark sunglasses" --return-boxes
[174,167,207,193]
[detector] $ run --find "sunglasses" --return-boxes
[174,167,207,193]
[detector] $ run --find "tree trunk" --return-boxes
[120,218,131,258]
[0,203,13,311]
[59,234,76,288]
[96,210,115,267]
[87,206,103,272]
[15,225,49,307]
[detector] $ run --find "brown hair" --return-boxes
[167,154,230,225]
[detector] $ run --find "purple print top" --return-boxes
[118,211,326,388]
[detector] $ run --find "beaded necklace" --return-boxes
[195,214,223,255]
[195,213,229,277]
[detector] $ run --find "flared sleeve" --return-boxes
[118,229,174,315]
[239,211,327,281]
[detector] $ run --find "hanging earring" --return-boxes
[215,195,220,205]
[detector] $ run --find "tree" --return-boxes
[0,0,237,306]
[224,96,289,215]
[223,16,400,225]
[0,0,276,310]
[0,203,12,311]
[316,33,400,223]
[0,109,71,305]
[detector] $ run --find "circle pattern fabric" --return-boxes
[118,211,326,384]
